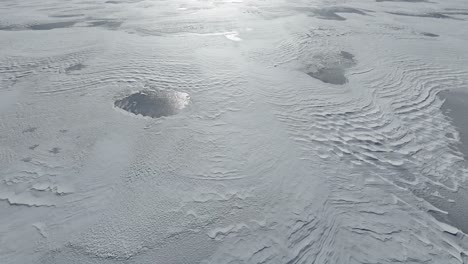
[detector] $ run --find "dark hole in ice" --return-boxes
[422,32,439,37]
[28,21,77,30]
[114,90,190,118]
[313,7,367,21]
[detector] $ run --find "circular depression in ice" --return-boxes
[307,51,356,85]
[114,90,190,118]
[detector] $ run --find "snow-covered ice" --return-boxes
[1,0,468,263]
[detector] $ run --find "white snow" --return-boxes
[1,0,468,263]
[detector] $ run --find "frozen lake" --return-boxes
[1,0,468,263]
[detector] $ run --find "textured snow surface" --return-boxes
[1,0,468,263]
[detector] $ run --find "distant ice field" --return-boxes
[1,0,468,263]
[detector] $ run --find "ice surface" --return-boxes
[1,0,468,263]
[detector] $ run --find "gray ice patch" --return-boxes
[312,7,367,21]
[421,32,439,37]
[308,68,348,85]
[28,21,77,30]
[387,12,454,19]
[439,89,468,158]
[114,90,190,118]
[87,20,123,29]
[65,63,86,73]
[307,51,357,85]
